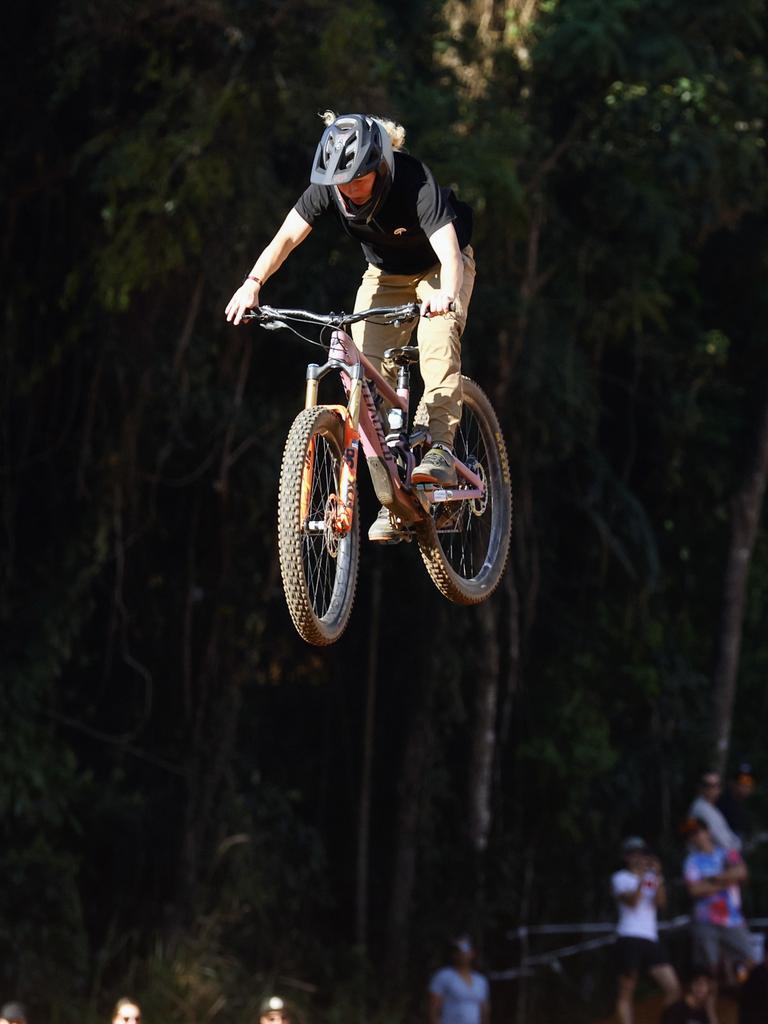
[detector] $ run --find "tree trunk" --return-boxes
[711,392,768,773]
[468,601,500,853]
[177,340,252,922]
[355,556,382,954]
[386,692,435,983]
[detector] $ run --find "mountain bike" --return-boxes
[243,302,512,646]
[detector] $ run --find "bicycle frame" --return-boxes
[244,301,512,643]
[303,325,486,536]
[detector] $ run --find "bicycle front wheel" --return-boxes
[278,406,360,645]
[417,376,512,604]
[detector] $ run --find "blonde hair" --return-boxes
[319,109,406,150]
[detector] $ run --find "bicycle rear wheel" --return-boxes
[416,376,512,604]
[278,407,360,645]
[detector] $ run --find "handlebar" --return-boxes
[241,303,421,328]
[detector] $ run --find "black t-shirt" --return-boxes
[293,151,473,274]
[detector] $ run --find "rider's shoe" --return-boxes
[411,443,458,487]
[368,506,403,543]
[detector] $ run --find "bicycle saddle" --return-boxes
[384,345,420,366]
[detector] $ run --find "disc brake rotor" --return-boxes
[469,459,488,516]
[323,497,341,557]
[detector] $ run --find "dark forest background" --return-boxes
[2,1,768,1021]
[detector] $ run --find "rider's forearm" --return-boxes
[440,253,463,299]
[429,222,464,299]
[247,234,300,286]
[245,209,313,287]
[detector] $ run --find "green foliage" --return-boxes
[3,0,768,1019]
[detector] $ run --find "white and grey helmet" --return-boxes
[310,113,394,224]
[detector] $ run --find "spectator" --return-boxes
[688,772,741,851]
[681,817,755,980]
[738,945,768,1024]
[660,970,717,1024]
[0,1004,27,1024]
[612,836,681,1024]
[428,935,490,1024]
[717,764,757,849]
[259,996,291,1024]
[112,999,141,1024]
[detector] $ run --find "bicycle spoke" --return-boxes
[436,405,494,578]
[418,377,511,604]
[302,435,341,617]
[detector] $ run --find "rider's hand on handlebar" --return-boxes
[420,291,455,318]
[225,279,261,325]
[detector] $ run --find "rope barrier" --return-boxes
[488,917,768,981]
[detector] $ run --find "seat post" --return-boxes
[387,364,411,434]
[382,345,418,435]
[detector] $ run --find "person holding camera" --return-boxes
[612,836,681,1024]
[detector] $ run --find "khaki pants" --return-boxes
[351,245,476,447]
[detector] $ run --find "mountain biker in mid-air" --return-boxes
[225,110,476,542]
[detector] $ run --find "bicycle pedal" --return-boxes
[414,482,436,491]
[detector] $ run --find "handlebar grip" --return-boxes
[423,300,455,319]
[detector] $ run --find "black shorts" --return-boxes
[615,936,669,974]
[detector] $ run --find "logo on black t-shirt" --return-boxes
[393,227,407,235]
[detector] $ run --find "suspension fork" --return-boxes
[334,365,363,532]
[299,362,363,534]
[300,363,319,525]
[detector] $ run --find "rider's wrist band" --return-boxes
[245,274,263,286]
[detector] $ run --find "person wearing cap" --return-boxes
[611,836,680,1024]
[681,816,755,983]
[0,1002,27,1024]
[258,995,290,1024]
[428,935,490,1024]
[688,771,741,851]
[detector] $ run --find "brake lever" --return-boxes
[389,303,421,327]
[241,307,285,329]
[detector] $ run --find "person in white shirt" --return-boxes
[611,836,681,1024]
[688,770,742,851]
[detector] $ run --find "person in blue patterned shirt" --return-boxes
[682,816,755,980]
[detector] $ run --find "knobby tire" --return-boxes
[278,407,360,645]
